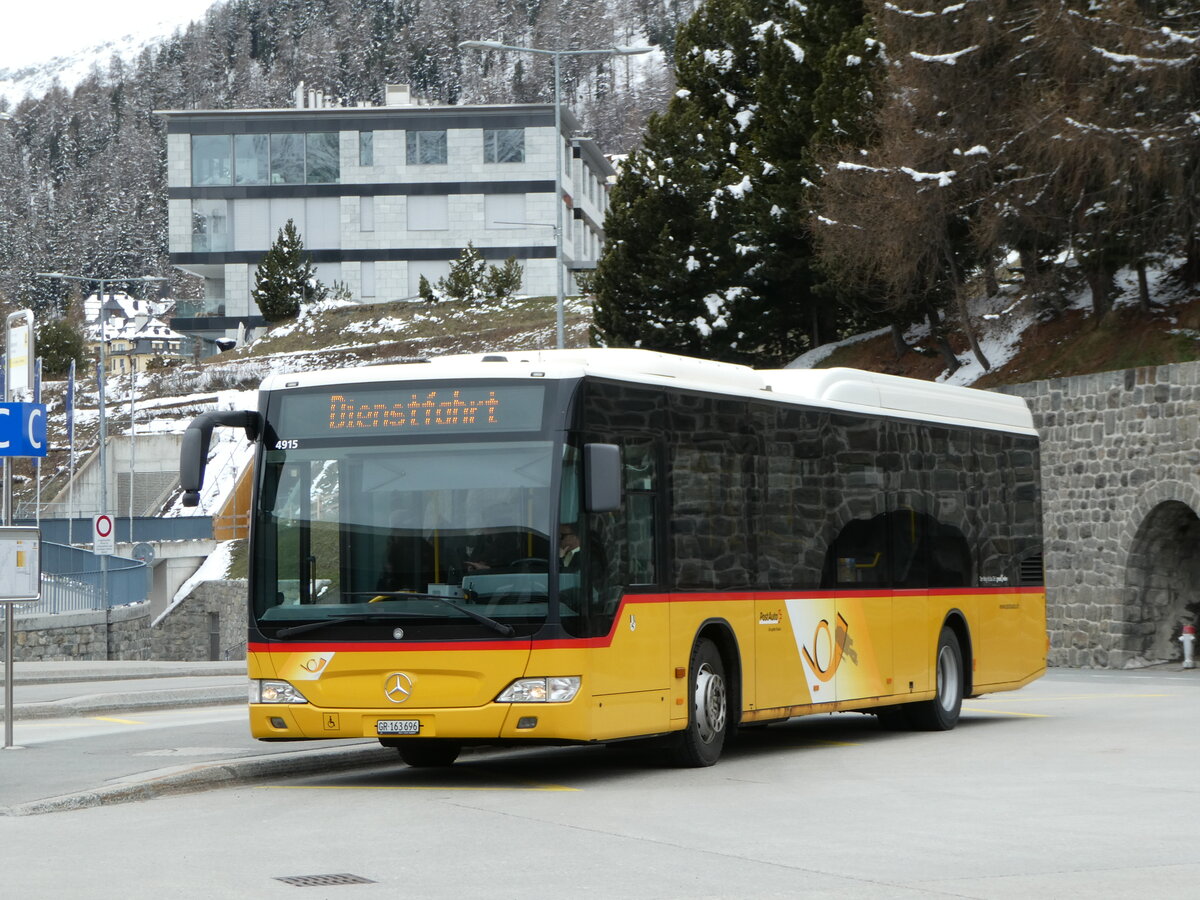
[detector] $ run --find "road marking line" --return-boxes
[259,782,579,793]
[962,706,1048,718]
[970,693,1170,703]
[90,716,146,725]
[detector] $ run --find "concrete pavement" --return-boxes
[0,660,393,816]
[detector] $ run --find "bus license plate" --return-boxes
[377,719,421,735]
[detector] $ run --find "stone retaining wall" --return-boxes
[8,603,154,661]
[1002,362,1200,667]
[8,580,247,662]
[150,580,248,661]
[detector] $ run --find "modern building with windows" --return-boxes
[157,85,615,341]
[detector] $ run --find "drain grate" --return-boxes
[275,874,376,887]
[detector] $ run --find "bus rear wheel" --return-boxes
[392,740,461,767]
[906,626,964,731]
[669,638,728,767]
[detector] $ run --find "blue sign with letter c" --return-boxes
[0,403,48,457]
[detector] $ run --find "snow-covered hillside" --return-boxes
[0,1,214,104]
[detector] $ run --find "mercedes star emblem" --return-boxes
[384,672,414,704]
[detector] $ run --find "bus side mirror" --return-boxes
[584,443,622,513]
[180,410,262,507]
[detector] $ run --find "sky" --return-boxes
[0,0,214,70]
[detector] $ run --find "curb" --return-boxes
[2,665,246,687]
[1,742,397,817]
[13,686,248,720]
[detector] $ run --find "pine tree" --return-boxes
[485,256,524,300]
[421,243,524,303]
[252,219,325,322]
[439,242,489,301]
[595,0,880,365]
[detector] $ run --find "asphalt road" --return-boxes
[1,666,1197,898]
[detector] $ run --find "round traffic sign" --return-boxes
[95,515,113,538]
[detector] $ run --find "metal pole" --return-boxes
[553,51,565,350]
[4,315,14,748]
[98,281,109,612]
[129,355,135,543]
[3,605,11,749]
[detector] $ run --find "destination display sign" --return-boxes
[273,383,546,439]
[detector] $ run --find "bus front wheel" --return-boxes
[906,626,964,731]
[669,638,728,767]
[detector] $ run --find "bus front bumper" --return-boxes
[250,700,593,742]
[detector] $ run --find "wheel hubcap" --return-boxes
[693,663,726,743]
[937,645,960,712]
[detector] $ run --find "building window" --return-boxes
[484,128,524,163]
[234,134,269,185]
[361,261,376,298]
[406,130,447,165]
[192,199,231,252]
[407,195,448,231]
[306,132,340,184]
[232,198,270,251]
[191,135,232,186]
[359,131,374,167]
[305,197,341,249]
[485,193,526,229]
[270,133,305,184]
[360,196,375,232]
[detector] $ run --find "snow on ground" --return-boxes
[159,389,259,518]
[153,539,236,625]
[787,326,890,369]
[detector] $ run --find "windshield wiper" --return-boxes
[280,592,517,638]
[363,592,515,637]
[274,614,400,639]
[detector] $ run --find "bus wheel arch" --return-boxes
[907,619,967,731]
[942,610,974,698]
[669,621,740,767]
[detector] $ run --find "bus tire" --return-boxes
[669,638,728,767]
[906,626,964,731]
[395,740,461,767]
[873,705,911,730]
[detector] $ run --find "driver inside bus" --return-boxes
[464,506,526,572]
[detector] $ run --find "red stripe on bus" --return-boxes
[249,586,1044,655]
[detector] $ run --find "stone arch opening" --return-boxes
[1124,500,1200,663]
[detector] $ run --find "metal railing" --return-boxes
[15,517,214,545]
[18,542,150,615]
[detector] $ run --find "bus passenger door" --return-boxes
[573,439,671,739]
[824,414,894,704]
[825,510,894,704]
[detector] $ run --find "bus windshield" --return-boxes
[252,438,556,640]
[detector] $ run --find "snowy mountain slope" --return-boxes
[0,1,214,104]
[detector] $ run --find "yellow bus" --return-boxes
[180,349,1046,767]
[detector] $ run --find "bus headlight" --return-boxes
[496,676,581,703]
[251,680,309,704]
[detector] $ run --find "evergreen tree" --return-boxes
[251,220,325,321]
[440,242,489,301]
[420,243,524,302]
[596,0,880,365]
[36,318,87,378]
[485,256,524,300]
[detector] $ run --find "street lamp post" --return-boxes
[1,110,15,751]
[459,40,653,349]
[37,273,166,609]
